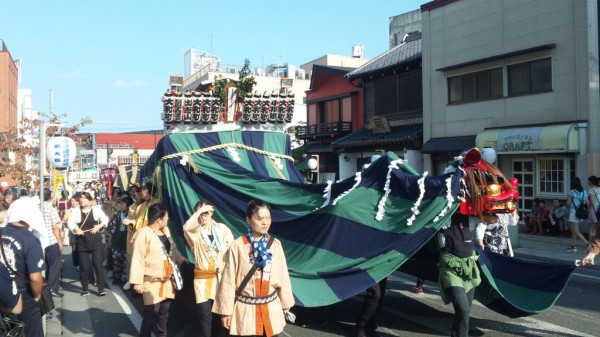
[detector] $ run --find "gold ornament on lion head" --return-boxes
[487,184,501,196]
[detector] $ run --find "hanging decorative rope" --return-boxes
[158,143,294,164]
[152,142,293,199]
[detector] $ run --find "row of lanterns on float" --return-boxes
[162,90,295,125]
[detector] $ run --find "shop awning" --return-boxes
[421,135,476,153]
[476,123,581,153]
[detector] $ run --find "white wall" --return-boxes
[425,0,583,139]
[422,0,599,173]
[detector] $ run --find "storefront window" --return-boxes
[537,158,569,197]
[513,159,534,213]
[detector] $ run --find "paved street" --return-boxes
[47,233,600,337]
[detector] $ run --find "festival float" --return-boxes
[139,74,575,334]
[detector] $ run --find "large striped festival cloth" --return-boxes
[141,130,574,318]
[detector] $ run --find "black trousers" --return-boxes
[448,286,475,337]
[196,300,227,337]
[20,292,43,337]
[78,245,105,292]
[45,243,62,293]
[356,278,387,332]
[140,299,171,337]
[71,233,79,267]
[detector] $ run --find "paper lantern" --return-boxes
[481,147,497,164]
[46,136,77,168]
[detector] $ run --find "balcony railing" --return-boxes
[296,121,352,139]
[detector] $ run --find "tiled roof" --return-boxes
[332,123,422,148]
[347,32,422,80]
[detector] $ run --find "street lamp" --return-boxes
[307,154,319,184]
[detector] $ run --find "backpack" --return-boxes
[575,193,589,219]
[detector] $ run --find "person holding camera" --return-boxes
[581,232,599,266]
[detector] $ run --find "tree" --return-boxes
[0,112,92,188]
[236,59,257,99]
[211,59,257,103]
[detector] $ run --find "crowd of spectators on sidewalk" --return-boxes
[521,176,599,255]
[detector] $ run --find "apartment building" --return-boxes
[421,0,599,212]
[0,40,18,133]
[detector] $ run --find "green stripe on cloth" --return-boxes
[263,131,292,179]
[324,186,454,233]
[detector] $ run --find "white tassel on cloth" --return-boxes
[319,181,333,209]
[227,147,241,163]
[179,154,189,167]
[332,172,362,205]
[433,174,455,223]
[406,171,428,226]
[375,159,404,221]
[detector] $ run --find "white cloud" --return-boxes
[114,80,148,88]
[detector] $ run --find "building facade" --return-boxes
[338,11,424,179]
[69,131,162,183]
[297,65,363,182]
[421,0,600,213]
[0,40,18,133]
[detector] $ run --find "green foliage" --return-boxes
[211,59,257,104]
[236,59,257,99]
[212,75,230,103]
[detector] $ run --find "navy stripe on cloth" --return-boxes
[476,247,575,294]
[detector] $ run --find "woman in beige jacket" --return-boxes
[183,200,234,337]
[213,199,294,337]
[129,203,185,337]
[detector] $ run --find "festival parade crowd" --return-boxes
[1,163,599,337]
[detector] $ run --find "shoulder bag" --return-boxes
[235,235,274,299]
[0,228,55,316]
[575,193,589,219]
[148,229,183,291]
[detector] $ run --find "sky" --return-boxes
[1,1,426,133]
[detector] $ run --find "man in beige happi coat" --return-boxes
[183,201,234,337]
[213,199,294,337]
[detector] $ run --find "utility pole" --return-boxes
[48,90,54,195]
[39,123,62,213]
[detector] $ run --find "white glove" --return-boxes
[283,310,296,324]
